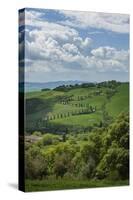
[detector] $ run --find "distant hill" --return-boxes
[21,80,87,92]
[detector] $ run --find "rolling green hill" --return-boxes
[25,82,129,133]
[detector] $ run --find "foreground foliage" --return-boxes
[25,112,129,191]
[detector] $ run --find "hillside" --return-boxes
[25,81,129,133]
[106,83,129,117]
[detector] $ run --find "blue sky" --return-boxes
[19,8,129,82]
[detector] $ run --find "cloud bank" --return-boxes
[19,9,129,82]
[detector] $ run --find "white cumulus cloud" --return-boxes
[23,9,129,76]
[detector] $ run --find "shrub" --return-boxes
[40,134,60,146]
[32,131,42,136]
[81,142,97,163]
[81,158,95,179]
[54,155,68,178]
[25,153,48,179]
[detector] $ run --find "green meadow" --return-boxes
[25,82,129,132]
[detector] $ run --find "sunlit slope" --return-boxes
[25,83,129,131]
[106,83,129,117]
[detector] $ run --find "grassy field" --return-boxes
[25,82,129,132]
[106,83,129,117]
[50,112,102,127]
[25,179,129,192]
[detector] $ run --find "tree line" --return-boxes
[39,106,96,123]
[53,80,121,92]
